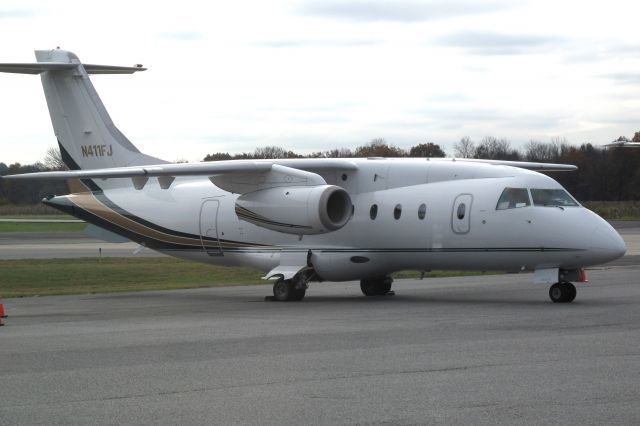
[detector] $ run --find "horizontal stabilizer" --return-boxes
[0,62,75,74]
[0,62,146,75]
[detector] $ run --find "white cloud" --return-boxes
[299,0,507,22]
[437,31,562,55]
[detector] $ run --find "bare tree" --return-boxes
[317,148,354,158]
[43,147,68,170]
[251,146,301,159]
[354,138,405,157]
[474,136,520,160]
[409,142,445,157]
[453,136,475,158]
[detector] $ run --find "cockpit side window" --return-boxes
[530,189,579,207]
[496,188,531,210]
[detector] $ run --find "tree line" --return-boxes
[1,135,639,205]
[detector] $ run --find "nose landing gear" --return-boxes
[549,282,577,303]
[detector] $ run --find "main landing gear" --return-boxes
[270,276,308,302]
[549,282,577,303]
[360,276,394,296]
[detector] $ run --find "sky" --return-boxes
[1,0,640,164]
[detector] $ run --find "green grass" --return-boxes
[0,257,498,298]
[0,204,67,216]
[583,201,640,220]
[0,221,85,232]
[0,258,266,298]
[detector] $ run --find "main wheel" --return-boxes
[360,277,393,296]
[290,287,306,301]
[272,279,307,301]
[273,279,293,301]
[549,282,576,303]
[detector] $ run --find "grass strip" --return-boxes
[0,257,495,298]
[0,257,265,298]
[0,222,85,233]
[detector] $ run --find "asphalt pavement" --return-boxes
[1,267,639,425]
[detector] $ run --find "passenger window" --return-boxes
[530,189,579,207]
[418,203,426,220]
[370,204,378,220]
[394,204,402,220]
[457,203,466,219]
[496,188,531,210]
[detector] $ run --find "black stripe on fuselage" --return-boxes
[93,192,207,242]
[58,140,103,192]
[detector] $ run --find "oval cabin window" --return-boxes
[418,203,426,220]
[394,204,402,220]
[370,204,378,220]
[457,203,466,220]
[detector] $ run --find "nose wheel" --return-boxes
[549,282,577,303]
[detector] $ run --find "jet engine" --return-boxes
[235,185,352,235]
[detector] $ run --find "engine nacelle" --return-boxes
[235,185,352,235]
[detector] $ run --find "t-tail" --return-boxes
[0,48,164,178]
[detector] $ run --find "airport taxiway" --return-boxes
[0,232,159,259]
[1,267,640,425]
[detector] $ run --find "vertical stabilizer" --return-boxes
[32,49,164,171]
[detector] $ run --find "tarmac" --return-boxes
[1,222,639,424]
[1,266,640,425]
[0,232,158,259]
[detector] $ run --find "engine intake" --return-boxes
[235,185,352,235]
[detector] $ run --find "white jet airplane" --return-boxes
[0,49,627,303]
[604,140,640,148]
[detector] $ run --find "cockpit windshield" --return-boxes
[530,189,579,207]
[496,188,531,210]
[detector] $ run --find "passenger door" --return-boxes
[451,194,473,234]
[199,199,223,256]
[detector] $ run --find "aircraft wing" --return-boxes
[451,158,577,171]
[0,159,359,193]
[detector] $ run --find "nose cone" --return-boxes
[589,224,627,264]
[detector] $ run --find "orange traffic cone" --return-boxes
[0,304,6,318]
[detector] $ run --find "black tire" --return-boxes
[379,278,393,294]
[563,282,577,303]
[273,279,292,301]
[290,287,306,301]
[549,282,576,303]
[360,277,393,296]
[360,279,378,296]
